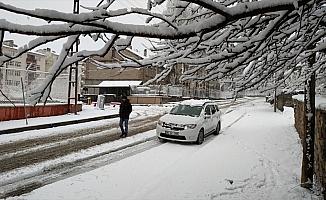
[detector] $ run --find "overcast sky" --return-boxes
[0,0,164,54]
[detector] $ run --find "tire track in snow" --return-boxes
[219,112,247,134]
[209,101,300,200]
[0,139,161,199]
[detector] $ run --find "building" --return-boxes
[0,40,46,100]
[82,47,156,101]
[0,40,81,102]
[163,63,221,99]
[36,48,59,72]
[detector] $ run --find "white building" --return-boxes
[0,41,45,99]
[0,40,82,102]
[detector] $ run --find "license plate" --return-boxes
[165,130,179,135]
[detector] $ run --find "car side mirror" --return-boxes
[204,115,211,119]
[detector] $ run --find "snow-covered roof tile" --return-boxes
[98,80,142,88]
[126,48,146,59]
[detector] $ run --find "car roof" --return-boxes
[179,99,214,106]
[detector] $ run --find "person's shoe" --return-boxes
[123,133,128,137]
[119,133,124,138]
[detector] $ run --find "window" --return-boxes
[170,104,203,117]
[8,61,15,66]
[7,70,14,76]
[204,106,211,115]
[15,61,21,67]
[5,80,13,85]
[211,105,217,114]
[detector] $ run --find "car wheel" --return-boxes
[196,129,204,145]
[213,121,221,135]
[158,137,166,143]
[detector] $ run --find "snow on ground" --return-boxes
[7,98,315,200]
[0,98,245,132]
[0,104,171,144]
[0,98,242,143]
[0,99,235,185]
[0,104,168,131]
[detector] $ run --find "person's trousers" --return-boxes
[119,118,129,135]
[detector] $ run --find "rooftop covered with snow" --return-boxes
[85,80,142,88]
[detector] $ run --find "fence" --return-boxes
[293,98,326,194]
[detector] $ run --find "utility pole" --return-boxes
[67,0,80,114]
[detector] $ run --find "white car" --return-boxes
[156,100,221,145]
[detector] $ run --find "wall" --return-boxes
[315,109,326,194]
[293,99,325,194]
[0,103,82,121]
[128,96,169,104]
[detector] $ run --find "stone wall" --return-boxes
[293,100,305,138]
[315,109,326,194]
[293,99,325,194]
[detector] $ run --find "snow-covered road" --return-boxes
[0,98,252,198]
[7,98,316,200]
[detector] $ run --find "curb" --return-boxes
[0,114,119,135]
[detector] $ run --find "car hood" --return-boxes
[160,114,199,124]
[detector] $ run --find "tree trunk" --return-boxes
[301,62,316,189]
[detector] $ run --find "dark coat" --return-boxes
[119,99,132,119]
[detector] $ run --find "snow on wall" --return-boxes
[293,94,326,111]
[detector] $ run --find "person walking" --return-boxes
[119,96,132,138]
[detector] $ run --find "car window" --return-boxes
[215,105,219,112]
[204,106,211,115]
[211,105,216,114]
[170,104,203,117]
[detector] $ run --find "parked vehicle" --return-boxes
[156,99,221,145]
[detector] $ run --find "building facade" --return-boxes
[0,40,46,100]
[0,40,81,102]
[82,47,156,100]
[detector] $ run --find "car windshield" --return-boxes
[169,104,203,117]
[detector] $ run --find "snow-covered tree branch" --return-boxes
[0,0,325,104]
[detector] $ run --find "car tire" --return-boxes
[196,129,204,145]
[158,137,166,143]
[213,121,221,135]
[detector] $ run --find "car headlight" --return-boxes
[157,120,164,126]
[184,124,197,129]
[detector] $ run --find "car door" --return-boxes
[203,105,213,134]
[210,104,218,126]
[215,104,221,122]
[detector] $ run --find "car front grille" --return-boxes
[162,122,185,131]
[160,133,186,140]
